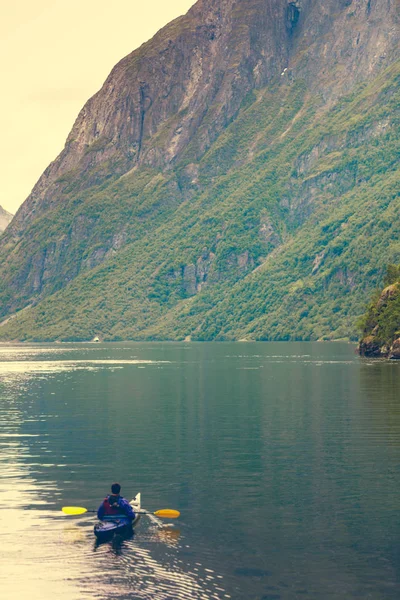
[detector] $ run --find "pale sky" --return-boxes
[1,0,195,214]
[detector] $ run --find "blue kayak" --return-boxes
[94,493,141,542]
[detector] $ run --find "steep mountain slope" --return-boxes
[0,0,399,341]
[0,206,13,233]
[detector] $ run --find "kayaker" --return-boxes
[97,483,136,521]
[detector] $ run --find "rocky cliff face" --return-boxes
[0,206,13,233]
[9,0,399,232]
[11,0,290,230]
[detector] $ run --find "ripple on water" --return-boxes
[55,520,230,600]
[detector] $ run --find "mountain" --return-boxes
[359,265,400,358]
[0,206,13,233]
[0,0,399,341]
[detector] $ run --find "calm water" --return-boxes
[0,342,399,599]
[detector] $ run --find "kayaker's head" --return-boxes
[111,482,121,496]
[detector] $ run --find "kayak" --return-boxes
[94,492,141,542]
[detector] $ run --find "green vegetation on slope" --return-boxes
[0,61,399,341]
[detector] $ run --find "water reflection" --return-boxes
[0,342,399,599]
[0,344,229,599]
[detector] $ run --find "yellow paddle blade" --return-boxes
[154,509,180,519]
[62,506,88,515]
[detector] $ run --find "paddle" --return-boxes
[62,506,180,518]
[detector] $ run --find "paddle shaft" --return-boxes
[84,510,148,515]
[62,506,180,518]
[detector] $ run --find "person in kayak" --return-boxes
[97,483,136,521]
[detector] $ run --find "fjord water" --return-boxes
[0,343,399,600]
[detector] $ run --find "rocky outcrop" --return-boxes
[0,206,13,233]
[359,281,400,358]
[377,283,398,308]
[359,335,384,357]
[389,338,400,360]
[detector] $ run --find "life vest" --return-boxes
[102,495,124,516]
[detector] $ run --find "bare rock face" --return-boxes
[0,206,13,233]
[9,0,399,234]
[389,338,400,359]
[289,0,400,98]
[359,335,384,357]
